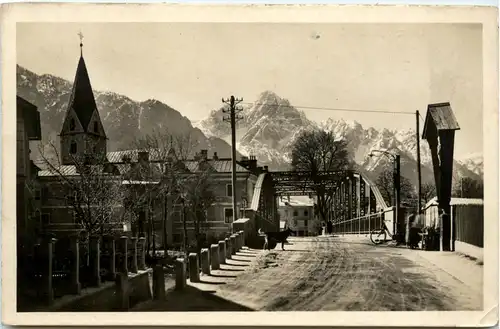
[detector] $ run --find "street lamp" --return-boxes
[369,149,401,240]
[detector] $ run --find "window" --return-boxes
[224,208,233,223]
[173,234,182,244]
[93,121,99,133]
[304,220,308,227]
[70,141,77,154]
[304,210,308,216]
[226,184,233,197]
[41,213,50,226]
[32,210,41,221]
[34,189,41,201]
[293,210,298,217]
[69,119,75,131]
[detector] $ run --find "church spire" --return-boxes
[59,33,108,166]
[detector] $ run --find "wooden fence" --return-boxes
[453,204,484,248]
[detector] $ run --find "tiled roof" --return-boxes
[210,160,249,173]
[424,196,484,208]
[38,164,121,177]
[107,149,168,163]
[182,160,249,173]
[40,152,250,177]
[38,165,78,177]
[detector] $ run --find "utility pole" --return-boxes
[394,154,401,238]
[222,95,244,233]
[416,110,422,213]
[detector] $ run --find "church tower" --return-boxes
[60,34,107,165]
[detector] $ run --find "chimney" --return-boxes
[200,149,208,161]
[263,166,269,172]
[213,152,219,160]
[138,151,149,164]
[249,155,257,171]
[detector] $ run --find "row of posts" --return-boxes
[152,230,246,298]
[41,235,147,304]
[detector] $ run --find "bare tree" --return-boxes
[375,166,417,209]
[182,166,216,255]
[452,177,484,198]
[128,130,200,254]
[421,181,437,205]
[290,129,351,222]
[38,141,124,239]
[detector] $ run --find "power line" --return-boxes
[241,102,415,115]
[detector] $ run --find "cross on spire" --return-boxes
[78,31,84,56]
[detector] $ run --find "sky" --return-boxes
[17,23,483,159]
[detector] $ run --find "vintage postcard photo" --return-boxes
[1,3,498,327]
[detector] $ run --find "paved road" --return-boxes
[135,236,483,311]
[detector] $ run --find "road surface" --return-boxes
[134,236,483,311]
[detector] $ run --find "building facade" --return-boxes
[16,96,42,251]
[167,151,259,247]
[278,196,320,236]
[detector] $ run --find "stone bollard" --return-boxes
[201,249,210,275]
[188,253,200,283]
[138,237,146,270]
[89,236,101,287]
[115,272,129,311]
[153,265,165,300]
[210,244,220,270]
[230,235,237,254]
[175,258,187,290]
[239,230,245,247]
[225,238,232,260]
[237,232,242,250]
[69,235,81,294]
[120,236,128,274]
[218,241,226,265]
[105,236,116,281]
[233,233,240,251]
[130,237,138,274]
[235,234,241,252]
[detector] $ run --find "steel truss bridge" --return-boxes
[268,170,390,223]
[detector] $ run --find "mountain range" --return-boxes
[17,65,483,188]
[17,65,240,163]
[195,91,483,187]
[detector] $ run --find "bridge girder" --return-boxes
[271,170,355,196]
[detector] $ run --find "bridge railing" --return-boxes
[332,212,385,236]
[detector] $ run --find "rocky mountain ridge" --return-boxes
[196,91,483,187]
[17,65,239,163]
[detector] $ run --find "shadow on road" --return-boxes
[234,255,257,259]
[218,267,245,272]
[199,279,226,285]
[224,262,250,267]
[210,273,238,278]
[133,286,254,311]
[231,258,252,263]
